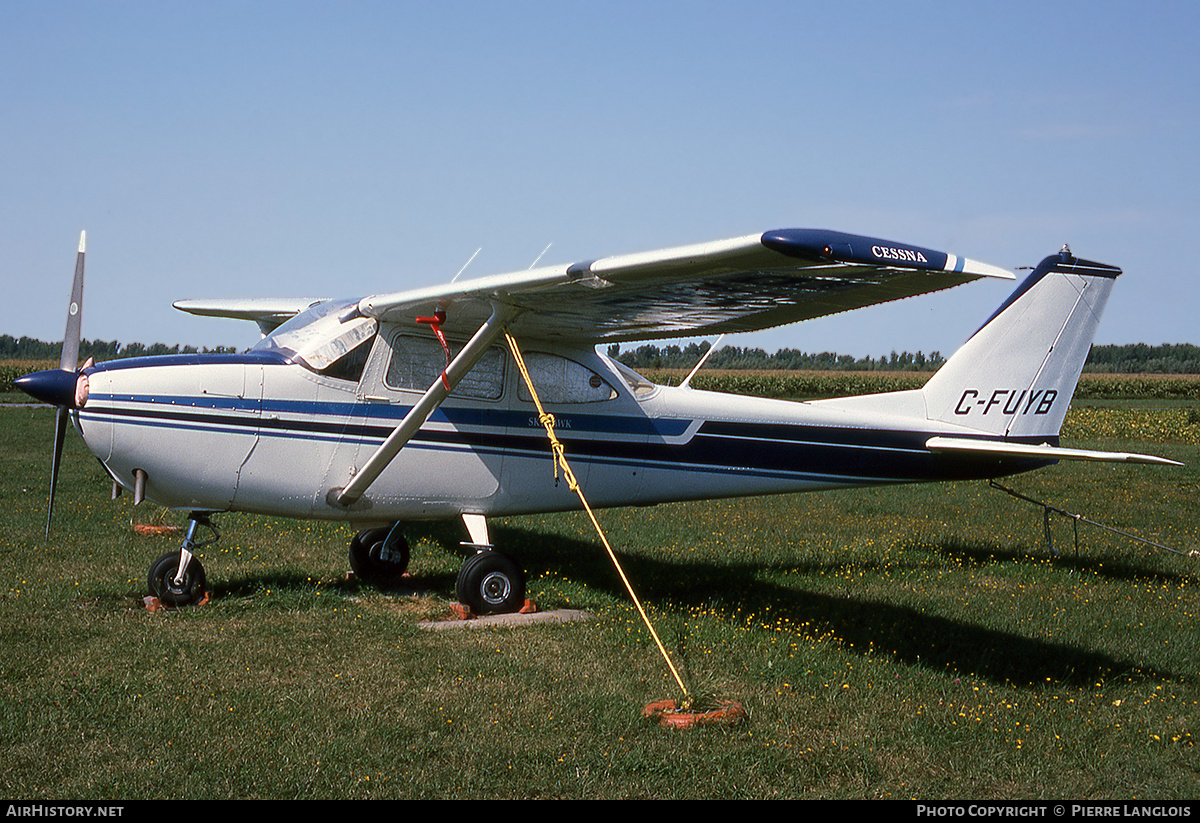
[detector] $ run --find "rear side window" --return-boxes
[517,353,617,404]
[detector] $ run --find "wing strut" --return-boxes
[331,301,520,507]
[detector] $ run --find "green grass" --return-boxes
[0,404,1197,799]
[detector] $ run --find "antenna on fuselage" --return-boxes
[680,335,725,389]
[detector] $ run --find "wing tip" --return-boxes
[953,256,1016,280]
[762,229,1014,279]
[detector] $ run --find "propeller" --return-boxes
[14,232,90,538]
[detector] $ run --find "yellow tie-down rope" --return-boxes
[505,334,689,701]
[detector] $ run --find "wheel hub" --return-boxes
[479,571,511,605]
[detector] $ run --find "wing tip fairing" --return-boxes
[761,228,1013,280]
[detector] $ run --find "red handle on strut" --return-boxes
[415,310,451,389]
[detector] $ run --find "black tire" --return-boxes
[348,525,410,584]
[456,551,525,615]
[147,552,208,607]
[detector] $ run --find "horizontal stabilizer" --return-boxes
[174,298,329,335]
[925,436,1182,466]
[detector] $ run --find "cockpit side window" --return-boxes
[384,335,505,399]
[318,335,375,382]
[517,352,617,404]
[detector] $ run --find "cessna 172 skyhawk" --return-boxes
[16,228,1179,614]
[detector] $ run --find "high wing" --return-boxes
[357,228,1015,342]
[174,230,1013,342]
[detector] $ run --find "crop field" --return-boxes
[0,392,1197,799]
[640,369,1200,403]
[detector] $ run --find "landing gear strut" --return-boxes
[344,515,526,614]
[454,514,525,615]
[456,549,525,615]
[146,513,215,607]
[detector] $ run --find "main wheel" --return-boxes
[349,525,410,584]
[147,552,208,607]
[456,551,525,615]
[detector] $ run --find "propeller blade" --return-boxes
[19,231,88,539]
[60,231,86,372]
[46,406,68,538]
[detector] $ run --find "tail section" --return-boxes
[920,247,1119,441]
[814,245,1180,466]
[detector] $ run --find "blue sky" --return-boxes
[2,1,1197,359]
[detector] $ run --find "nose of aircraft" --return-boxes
[15,368,89,409]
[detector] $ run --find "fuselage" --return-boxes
[72,325,1045,524]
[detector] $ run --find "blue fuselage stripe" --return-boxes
[80,393,1044,485]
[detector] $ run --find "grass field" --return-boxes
[1,398,1197,799]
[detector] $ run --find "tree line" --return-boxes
[609,341,1200,374]
[609,342,947,372]
[0,335,239,361]
[4,333,1199,374]
[1079,343,1200,374]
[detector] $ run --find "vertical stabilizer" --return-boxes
[920,248,1120,441]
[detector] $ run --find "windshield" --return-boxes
[252,299,378,372]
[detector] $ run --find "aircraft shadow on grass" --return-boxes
[196,518,1194,691]
[505,528,1193,690]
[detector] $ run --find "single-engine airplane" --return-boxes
[16,228,1180,613]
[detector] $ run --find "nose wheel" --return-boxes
[147,551,208,607]
[146,513,215,607]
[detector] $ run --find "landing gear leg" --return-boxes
[454,514,525,615]
[147,513,215,607]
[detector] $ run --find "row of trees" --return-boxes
[610,341,1200,374]
[609,342,946,372]
[5,334,1199,374]
[1082,343,1200,374]
[0,335,238,361]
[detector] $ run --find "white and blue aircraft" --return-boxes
[16,228,1179,613]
